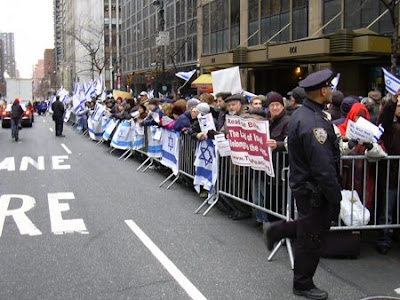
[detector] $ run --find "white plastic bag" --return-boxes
[340,190,370,226]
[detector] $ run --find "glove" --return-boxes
[363,142,373,151]
[347,139,359,149]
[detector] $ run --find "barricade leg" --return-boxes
[195,193,218,214]
[136,157,151,171]
[159,173,175,187]
[124,150,134,161]
[166,175,180,189]
[142,158,154,172]
[119,149,131,160]
[96,139,105,146]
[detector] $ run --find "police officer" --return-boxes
[52,96,65,137]
[263,69,341,300]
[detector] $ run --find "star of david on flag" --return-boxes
[193,139,218,193]
[161,129,180,175]
[382,67,400,95]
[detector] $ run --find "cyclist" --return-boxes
[11,98,24,141]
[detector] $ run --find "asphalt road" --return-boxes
[0,113,399,300]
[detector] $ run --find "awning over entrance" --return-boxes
[191,74,212,88]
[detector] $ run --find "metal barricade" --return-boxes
[331,155,400,231]
[178,133,197,180]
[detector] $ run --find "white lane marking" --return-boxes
[43,119,46,123]
[395,287,400,294]
[61,143,72,154]
[125,220,207,300]
[49,127,54,132]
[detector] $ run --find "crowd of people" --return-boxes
[44,68,399,300]
[56,79,399,258]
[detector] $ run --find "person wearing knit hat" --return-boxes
[266,92,284,107]
[332,95,359,126]
[196,102,210,116]
[364,90,382,125]
[187,98,200,110]
[326,90,344,121]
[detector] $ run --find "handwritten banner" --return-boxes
[226,115,275,177]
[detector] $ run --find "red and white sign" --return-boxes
[226,115,275,177]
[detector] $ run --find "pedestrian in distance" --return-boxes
[263,69,342,300]
[10,98,24,141]
[52,96,65,137]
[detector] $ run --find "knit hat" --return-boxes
[187,98,200,109]
[266,92,284,107]
[197,103,210,115]
[331,90,344,107]
[14,98,20,104]
[340,96,359,117]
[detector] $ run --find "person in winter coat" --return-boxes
[52,96,65,137]
[140,98,163,127]
[173,99,199,132]
[215,92,231,131]
[326,90,344,121]
[376,94,400,255]
[10,99,24,139]
[332,95,359,125]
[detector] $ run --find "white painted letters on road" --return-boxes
[20,156,45,171]
[0,157,15,171]
[51,156,70,170]
[0,194,42,237]
[48,192,88,235]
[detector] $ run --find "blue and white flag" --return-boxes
[175,69,196,82]
[95,74,104,96]
[111,120,134,150]
[242,90,257,102]
[131,122,145,150]
[193,139,218,193]
[88,104,106,140]
[147,126,162,157]
[85,81,95,102]
[382,68,400,94]
[331,73,340,91]
[48,95,56,113]
[73,85,86,114]
[161,129,180,175]
[103,118,119,141]
[64,107,72,123]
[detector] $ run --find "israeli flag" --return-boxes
[64,107,72,123]
[131,122,145,150]
[101,116,112,132]
[161,129,180,175]
[382,68,400,94]
[331,73,340,91]
[73,85,86,114]
[85,81,95,102]
[175,69,196,82]
[147,126,162,157]
[111,121,134,150]
[49,95,55,113]
[103,118,119,141]
[193,139,218,193]
[243,90,256,102]
[95,74,104,96]
[88,104,106,140]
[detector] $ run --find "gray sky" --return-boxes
[0,0,54,78]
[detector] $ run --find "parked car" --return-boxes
[2,101,34,128]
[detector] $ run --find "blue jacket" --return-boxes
[172,110,191,131]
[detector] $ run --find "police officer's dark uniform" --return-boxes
[263,69,342,300]
[51,96,65,137]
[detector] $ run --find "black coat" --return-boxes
[288,98,342,204]
[52,100,65,119]
[11,103,24,119]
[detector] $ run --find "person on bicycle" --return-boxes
[11,98,24,140]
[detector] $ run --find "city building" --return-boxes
[0,32,16,78]
[0,39,5,97]
[40,48,56,98]
[120,0,197,95]
[54,0,121,91]
[197,0,399,97]
[33,59,44,99]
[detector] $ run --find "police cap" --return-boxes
[225,93,246,104]
[299,69,334,91]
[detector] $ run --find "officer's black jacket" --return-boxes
[288,98,342,204]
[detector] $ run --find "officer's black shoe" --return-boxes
[376,245,389,255]
[293,287,328,300]
[262,222,278,251]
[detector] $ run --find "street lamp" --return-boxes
[153,0,166,94]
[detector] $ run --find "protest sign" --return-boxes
[211,66,242,95]
[226,115,275,177]
[346,117,384,143]
[198,113,216,133]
